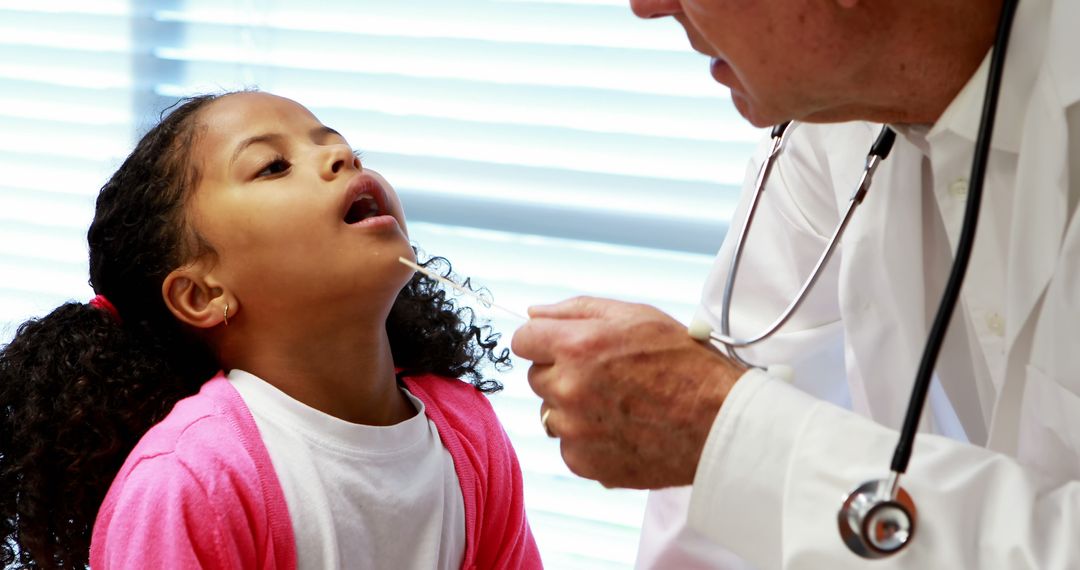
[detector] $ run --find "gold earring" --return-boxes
[223,303,230,327]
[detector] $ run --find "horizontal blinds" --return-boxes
[144,0,759,253]
[1,1,763,567]
[0,0,134,331]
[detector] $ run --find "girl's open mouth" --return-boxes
[341,175,392,225]
[344,193,381,224]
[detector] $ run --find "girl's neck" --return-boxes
[221,318,415,426]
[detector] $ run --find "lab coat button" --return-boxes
[949,178,969,197]
[986,312,1005,336]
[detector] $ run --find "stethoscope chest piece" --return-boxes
[837,478,917,559]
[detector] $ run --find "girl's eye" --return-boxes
[256,158,290,178]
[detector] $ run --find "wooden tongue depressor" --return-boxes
[397,257,529,322]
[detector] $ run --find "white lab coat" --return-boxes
[637,0,1080,566]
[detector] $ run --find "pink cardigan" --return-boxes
[90,372,542,569]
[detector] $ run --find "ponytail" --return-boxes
[0,301,206,569]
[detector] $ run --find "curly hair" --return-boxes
[0,93,509,569]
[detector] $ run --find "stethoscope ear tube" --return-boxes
[709,121,892,368]
[837,0,1020,559]
[770,121,791,139]
[869,127,897,159]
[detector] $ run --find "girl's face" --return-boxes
[187,92,415,325]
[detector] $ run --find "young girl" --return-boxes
[0,91,541,570]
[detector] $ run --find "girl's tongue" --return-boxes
[344,195,380,224]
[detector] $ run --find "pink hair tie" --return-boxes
[89,294,122,323]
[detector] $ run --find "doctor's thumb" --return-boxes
[527,296,619,320]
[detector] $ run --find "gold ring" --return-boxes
[540,408,556,438]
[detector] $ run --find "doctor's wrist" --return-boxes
[676,349,747,482]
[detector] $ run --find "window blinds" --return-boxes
[0,1,762,567]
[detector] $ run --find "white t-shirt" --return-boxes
[228,369,466,570]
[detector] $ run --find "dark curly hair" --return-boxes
[0,93,509,569]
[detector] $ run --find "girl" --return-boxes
[0,91,541,570]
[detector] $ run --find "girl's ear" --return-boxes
[162,262,234,329]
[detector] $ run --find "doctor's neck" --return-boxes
[809,0,1005,126]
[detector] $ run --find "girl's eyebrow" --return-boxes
[230,126,345,166]
[316,125,344,141]
[230,133,284,166]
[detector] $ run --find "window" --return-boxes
[0,1,762,567]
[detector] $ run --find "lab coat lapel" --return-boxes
[1003,95,1067,353]
[1002,0,1073,353]
[838,143,932,431]
[1047,0,1080,110]
[989,18,1076,451]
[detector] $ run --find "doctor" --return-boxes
[511,0,1080,567]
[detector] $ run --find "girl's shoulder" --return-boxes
[121,374,261,470]
[91,373,294,569]
[96,374,269,510]
[400,373,511,462]
[91,373,295,565]
[401,373,499,427]
[400,374,542,569]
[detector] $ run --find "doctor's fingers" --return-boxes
[558,438,631,488]
[557,432,687,490]
[511,312,606,364]
[526,362,583,406]
[511,318,560,364]
[550,396,713,489]
[526,295,629,320]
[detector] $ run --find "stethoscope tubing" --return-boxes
[889,0,1020,476]
[714,124,896,367]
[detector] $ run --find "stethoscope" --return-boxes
[688,0,1020,559]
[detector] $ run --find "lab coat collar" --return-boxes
[926,0,1051,154]
[889,124,931,156]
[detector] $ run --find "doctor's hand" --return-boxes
[511,296,746,489]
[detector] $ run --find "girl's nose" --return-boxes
[629,0,682,19]
[323,144,360,179]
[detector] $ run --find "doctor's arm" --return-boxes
[511,119,1080,567]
